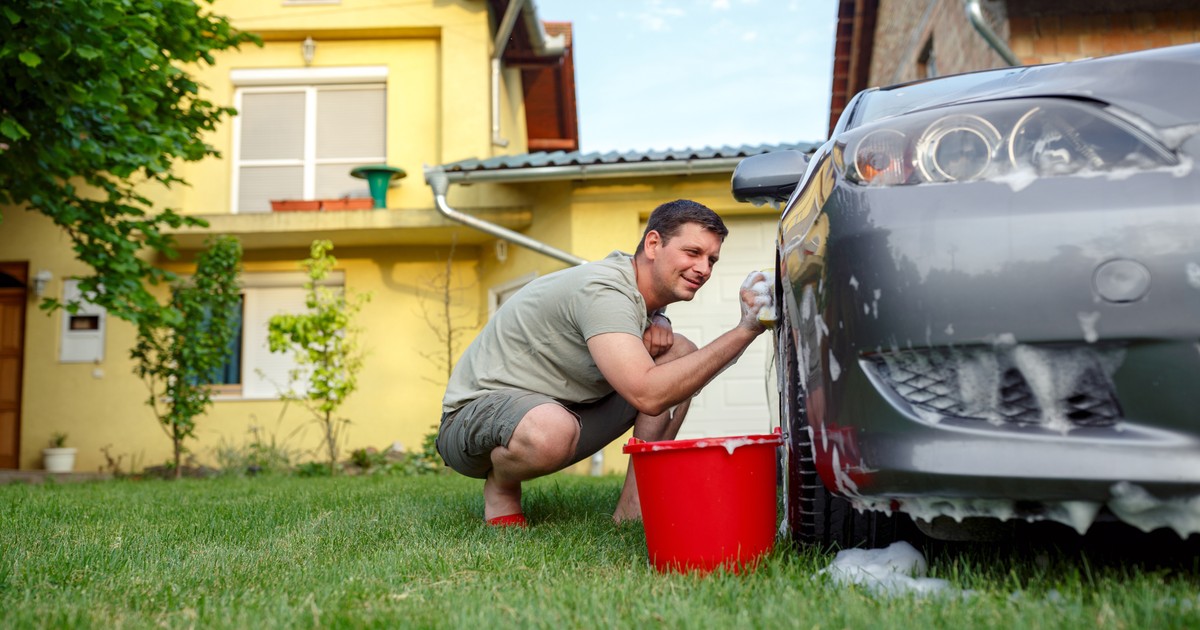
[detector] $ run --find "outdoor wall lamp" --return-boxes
[33,269,52,298]
[301,36,316,66]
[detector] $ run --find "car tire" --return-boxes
[776,274,921,551]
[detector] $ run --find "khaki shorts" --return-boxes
[436,389,639,479]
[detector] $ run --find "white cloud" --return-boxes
[712,0,731,9]
[629,2,686,32]
[741,31,758,42]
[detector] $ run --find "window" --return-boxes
[918,37,937,79]
[488,273,537,317]
[209,271,344,399]
[231,67,388,213]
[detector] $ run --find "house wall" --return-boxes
[0,0,516,472]
[188,243,486,471]
[8,199,485,472]
[868,0,1009,88]
[5,163,760,476]
[3,0,774,477]
[1009,9,1200,65]
[867,0,1200,90]
[177,0,512,214]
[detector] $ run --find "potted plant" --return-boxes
[43,432,77,473]
[270,199,321,212]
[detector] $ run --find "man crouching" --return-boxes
[437,199,771,526]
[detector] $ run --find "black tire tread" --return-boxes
[777,265,918,551]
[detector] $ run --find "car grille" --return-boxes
[869,345,1122,428]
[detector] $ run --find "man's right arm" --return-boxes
[587,270,772,416]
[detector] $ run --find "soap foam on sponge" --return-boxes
[746,270,776,329]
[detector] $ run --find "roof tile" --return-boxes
[441,141,818,173]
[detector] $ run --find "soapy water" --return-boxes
[1186,262,1200,290]
[819,541,968,599]
[1077,311,1101,343]
[992,157,1194,193]
[821,541,1200,604]
[847,483,1200,538]
[1108,481,1200,539]
[883,341,1126,430]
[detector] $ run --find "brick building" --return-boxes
[829,0,1200,133]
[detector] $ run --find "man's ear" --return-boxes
[643,230,663,259]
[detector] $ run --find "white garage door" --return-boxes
[660,217,778,439]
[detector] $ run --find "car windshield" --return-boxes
[852,67,1030,128]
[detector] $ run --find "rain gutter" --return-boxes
[492,0,566,147]
[441,155,748,184]
[424,165,588,266]
[964,0,1020,66]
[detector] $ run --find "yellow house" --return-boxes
[0,0,811,474]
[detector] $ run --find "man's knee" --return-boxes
[657,333,698,364]
[504,404,580,470]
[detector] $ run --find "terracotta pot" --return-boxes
[270,200,321,212]
[321,198,374,211]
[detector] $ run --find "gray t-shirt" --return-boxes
[442,251,651,413]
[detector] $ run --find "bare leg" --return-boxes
[613,334,699,523]
[483,403,580,521]
[612,396,692,523]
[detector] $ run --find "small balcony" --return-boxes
[164,204,534,251]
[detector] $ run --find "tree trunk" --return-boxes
[325,409,336,476]
[173,423,183,480]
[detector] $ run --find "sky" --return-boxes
[530,0,840,154]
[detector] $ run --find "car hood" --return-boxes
[861,43,1200,129]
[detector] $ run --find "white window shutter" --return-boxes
[316,86,386,159]
[242,286,310,399]
[239,91,306,160]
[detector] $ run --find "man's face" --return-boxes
[647,222,722,303]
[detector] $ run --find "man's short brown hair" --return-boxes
[635,199,728,255]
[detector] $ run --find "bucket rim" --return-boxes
[622,432,782,455]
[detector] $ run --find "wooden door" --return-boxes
[0,262,28,469]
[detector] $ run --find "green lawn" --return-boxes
[1,474,1198,629]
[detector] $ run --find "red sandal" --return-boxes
[486,513,528,528]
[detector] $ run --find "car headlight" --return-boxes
[837,99,1176,187]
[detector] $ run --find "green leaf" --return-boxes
[17,51,40,68]
[75,46,101,60]
[0,117,29,141]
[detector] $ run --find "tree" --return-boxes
[132,236,243,479]
[0,0,257,324]
[268,241,370,475]
[416,239,477,384]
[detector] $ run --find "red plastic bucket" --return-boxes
[623,432,782,573]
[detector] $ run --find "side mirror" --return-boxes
[730,150,810,205]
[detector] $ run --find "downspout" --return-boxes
[492,0,566,148]
[425,165,587,266]
[491,0,523,147]
[964,0,1020,66]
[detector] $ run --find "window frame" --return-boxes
[487,272,537,317]
[229,66,389,214]
[210,270,346,401]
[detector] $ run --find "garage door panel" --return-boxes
[662,217,777,439]
[723,377,772,406]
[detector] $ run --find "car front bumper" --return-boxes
[785,159,1200,534]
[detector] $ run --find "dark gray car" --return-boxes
[732,43,1200,548]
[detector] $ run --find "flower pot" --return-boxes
[270,200,321,212]
[43,447,77,473]
[321,198,373,211]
